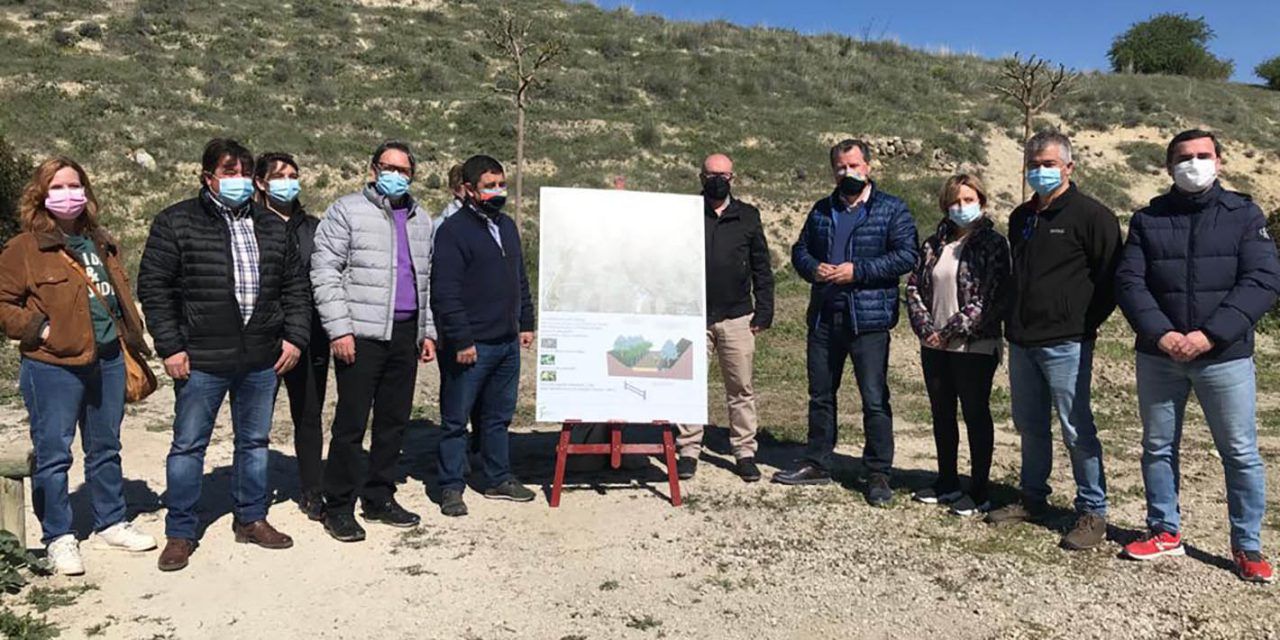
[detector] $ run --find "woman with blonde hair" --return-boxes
[905,173,1011,516]
[0,157,156,575]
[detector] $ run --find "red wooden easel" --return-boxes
[550,420,682,507]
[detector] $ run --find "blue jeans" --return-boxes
[804,311,894,474]
[1137,353,1265,551]
[437,339,520,492]
[165,367,277,539]
[1008,340,1107,514]
[20,352,127,544]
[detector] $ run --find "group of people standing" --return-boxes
[681,130,1278,584]
[1,127,1276,584]
[1,139,535,574]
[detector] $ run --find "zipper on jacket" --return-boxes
[1185,215,1195,334]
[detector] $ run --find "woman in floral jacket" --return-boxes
[905,174,1010,516]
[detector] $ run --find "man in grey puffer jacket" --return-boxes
[311,141,437,542]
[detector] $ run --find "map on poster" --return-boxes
[535,187,708,424]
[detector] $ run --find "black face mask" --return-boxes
[838,174,867,198]
[474,195,506,216]
[702,175,731,201]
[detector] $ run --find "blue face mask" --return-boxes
[1026,167,1063,197]
[375,171,410,198]
[947,203,982,226]
[216,177,254,208]
[267,178,301,203]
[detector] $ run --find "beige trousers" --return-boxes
[677,314,759,460]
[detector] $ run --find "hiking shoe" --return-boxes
[93,521,157,552]
[46,535,84,576]
[1233,550,1275,584]
[323,512,367,543]
[985,499,1050,525]
[361,497,421,527]
[866,473,893,507]
[1122,530,1185,561]
[298,490,325,522]
[1061,512,1108,551]
[440,489,468,517]
[676,457,698,480]
[912,487,963,505]
[483,479,536,503]
[948,495,991,517]
[772,464,832,486]
[734,458,762,483]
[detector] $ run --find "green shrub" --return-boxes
[0,531,50,594]
[634,121,661,149]
[1118,141,1166,172]
[1256,56,1280,90]
[1107,13,1234,80]
[0,135,29,244]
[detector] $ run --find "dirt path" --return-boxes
[2,346,1277,640]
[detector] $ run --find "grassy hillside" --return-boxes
[1,0,1279,432]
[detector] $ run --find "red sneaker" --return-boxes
[1233,550,1275,584]
[1122,530,1185,561]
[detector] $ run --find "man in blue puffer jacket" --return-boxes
[1116,129,1280,583]
[774,139,919,506]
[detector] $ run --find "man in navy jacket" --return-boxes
[1116,129,1280,583]
[773,139,919,506]
[430,155,536,518]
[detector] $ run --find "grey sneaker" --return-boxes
[440,489,468,517]
[984,498,1050,525]
[1061,512,1108,551]
[866,474,893,507]
[483,479,536,503]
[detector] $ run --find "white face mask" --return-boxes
[1172,158,1217,193]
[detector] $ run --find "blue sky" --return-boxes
[588,0,1277,84]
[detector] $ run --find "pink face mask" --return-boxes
[45,188,87,220]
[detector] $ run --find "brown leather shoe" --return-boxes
[232,519,294,549]
[158,538,195,572]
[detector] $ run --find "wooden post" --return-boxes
[0,447,32,548]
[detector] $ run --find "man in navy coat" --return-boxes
[1116,129,1280,583]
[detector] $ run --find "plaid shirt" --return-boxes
[209,195,260,325]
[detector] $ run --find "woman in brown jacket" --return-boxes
[0,157,156,575]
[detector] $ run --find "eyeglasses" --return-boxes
[375,163,412,177]
[701,172,733,180]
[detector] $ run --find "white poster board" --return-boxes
[535,187,708,424]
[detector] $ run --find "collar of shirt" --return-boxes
[832,186,873,213]
[204,188,253,220]
[714,195,732,216]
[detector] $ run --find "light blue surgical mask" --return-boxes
[375,171,410,198]
[1026,167,1063,197]
[216,177,254,208]
[267,178,301,203]
[947,203,982,226]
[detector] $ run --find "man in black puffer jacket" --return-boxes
[1116,129,1280,583]
[138,139,310,572]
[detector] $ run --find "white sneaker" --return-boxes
[912,487,963,505]
[93,522,157,552]
[46,535,85,576]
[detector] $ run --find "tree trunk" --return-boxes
[1021,109,1032,202]
[515,102,526,231]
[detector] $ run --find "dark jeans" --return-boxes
[280,321,329,495]
[20,350,126,544]
[324,320,418,512]
[166,366,278,539]
[920,346,998,503]
[804,312,894,474]
[437,338,520,492]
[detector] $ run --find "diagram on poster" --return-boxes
[536,187,708,424]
